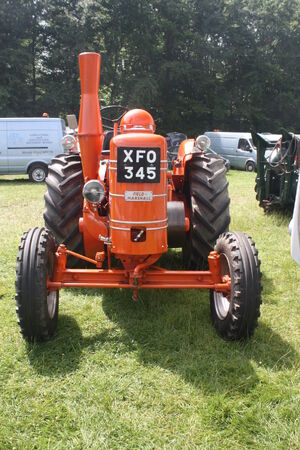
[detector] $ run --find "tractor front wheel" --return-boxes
[210,231,262,340]
[15,227,59,341]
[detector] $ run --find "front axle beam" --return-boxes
[47,246,231,295]
[48,268,230,291]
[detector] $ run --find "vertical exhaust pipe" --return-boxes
[78,52,103,181]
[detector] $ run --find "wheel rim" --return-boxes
[32,167,46,182]
[246,163,254,172]
[213,253,231,320]
[47,291,57,319]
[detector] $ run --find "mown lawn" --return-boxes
[0,171,299,449]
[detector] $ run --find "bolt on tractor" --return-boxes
[15,52,262,342]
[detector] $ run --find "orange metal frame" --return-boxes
[47,245,231,300]
[55,52,232,300]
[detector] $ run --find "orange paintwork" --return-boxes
[48,270,231,292]
[78,52,103,181]
[173,139,195,175]
[171,138,195,192]
[78,200,108,258]
[120,109,156,133]
[49,246,231,296]
[64,50,229,295]
[109,132,168,256]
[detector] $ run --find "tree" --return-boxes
[0,0,300,135]
[0,1,33,116]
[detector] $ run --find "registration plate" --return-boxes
[117,147,160,183]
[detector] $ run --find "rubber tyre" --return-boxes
[210,232,262,340]
[183,153,230,269]
[15,227,59,341]
[254,175,268,211]
[245,161,256,172]
[255,170,281,212]
[28,164,48,182]
[44,154,84,267]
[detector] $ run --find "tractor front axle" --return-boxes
[47,245,231,299]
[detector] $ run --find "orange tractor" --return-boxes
[15,53,262,342]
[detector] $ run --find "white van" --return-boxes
[0,118,65,182]
[204,131,257,171]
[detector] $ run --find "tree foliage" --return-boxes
[0,0,299,134]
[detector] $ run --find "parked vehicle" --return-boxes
[204,131,257,171]
[15,52,262,343]
[259,133,282,160]
[290,171,300,265]
[253,130,299,211]
[0,118,65,182]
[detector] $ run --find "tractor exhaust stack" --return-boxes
[78,52,103,180]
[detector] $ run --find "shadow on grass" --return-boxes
[261,272,275,297]
[265,208,292,223]
[0,178,31,185]
[100,288,298,394]
[27,284,298,395]
[26,314,116,377]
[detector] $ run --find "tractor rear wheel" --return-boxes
[183,153,230,269]
[210,232,262,340]
[15,227,59,341]
[44,154,84,267]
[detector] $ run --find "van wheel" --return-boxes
[29,164,48,182]
[245,161,255,172]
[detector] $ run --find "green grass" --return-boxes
[0,172,299,449]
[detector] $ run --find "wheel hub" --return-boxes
[32,168,45,182]
[213,253,231,320]
[214,291,230,319]
[47,291,57,319]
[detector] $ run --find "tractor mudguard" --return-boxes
[173,139,195,176]
[172,138,196,191]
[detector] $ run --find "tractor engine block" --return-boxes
[109,130,168,256]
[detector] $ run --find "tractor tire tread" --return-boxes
[210,231,262,340]
[43,154,84,267]
[15,227,59,341]
[183,153,230,269]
